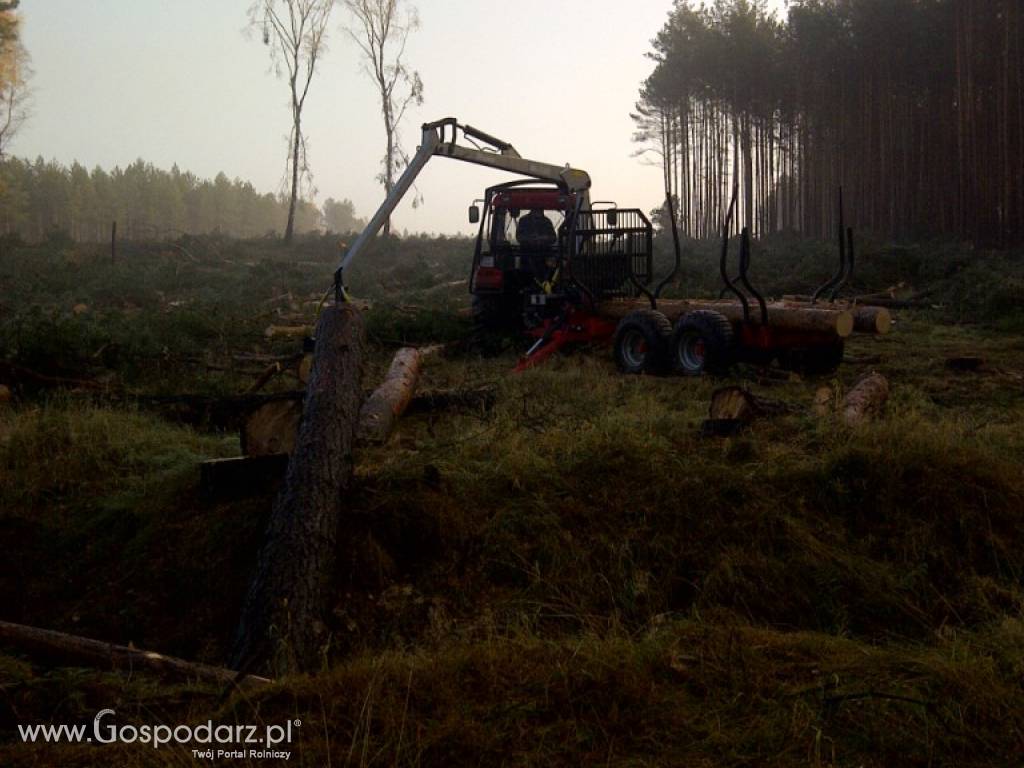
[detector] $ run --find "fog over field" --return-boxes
[15,1,788,235]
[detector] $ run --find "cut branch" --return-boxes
[0,620,270,690]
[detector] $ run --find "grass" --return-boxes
[1,235,1023,765]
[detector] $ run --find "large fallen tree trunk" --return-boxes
[0,620,270,690]
[357,347,423,443]
[841,372,890,426]
[601,299,855,337]
[230,302,365,675]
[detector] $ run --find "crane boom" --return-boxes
[335,118,591,282]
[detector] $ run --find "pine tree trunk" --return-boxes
[230,303,366,675]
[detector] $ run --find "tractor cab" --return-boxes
[468,179,654,330]
[469,181,573,293]
[468,180,577,328]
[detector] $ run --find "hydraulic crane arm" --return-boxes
[335,117,591,285]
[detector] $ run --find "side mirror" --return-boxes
[468,205,480,224]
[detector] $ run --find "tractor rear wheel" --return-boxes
[472,293,522,332]
[671,310,735,376]
[613,309,672,375]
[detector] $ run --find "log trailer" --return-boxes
[335,117,889,375]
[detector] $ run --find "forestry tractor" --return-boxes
[335,118,888,375]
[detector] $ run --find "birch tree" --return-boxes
[249,0,333,244]
[343,0,423,236]
[0,2,29,160]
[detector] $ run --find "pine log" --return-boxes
[780,297,892,335]
[599,299,854,337]
[230,302,366,675]
[0,620,270,690]
[241,399,303,456]
[357,348,423,443]
[841,372,890,426]
[850,305,892,334]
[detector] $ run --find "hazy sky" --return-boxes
[15,0,787,236]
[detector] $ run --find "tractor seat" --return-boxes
[516,211,557,250]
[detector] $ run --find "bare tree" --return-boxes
[0,2,28,159]
[343,0,423,236]
[248,0,333,244]
[0,45,30,158]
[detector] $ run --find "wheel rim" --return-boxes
[677,333,705,372]
[620,329,648,369]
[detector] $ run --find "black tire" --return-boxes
[613,309,672,374]
[779,339,845,376]
[671,309,735,376]
[472,293,522,332]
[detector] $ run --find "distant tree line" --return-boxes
[635,0,1024,246]
[0,156,365,242]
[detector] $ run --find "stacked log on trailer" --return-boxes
[600,298,891,339]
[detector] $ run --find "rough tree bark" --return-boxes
[230,303,365,675]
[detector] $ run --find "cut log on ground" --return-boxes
[241,399,303,456]
[230,302,366,675]
[603,299,855,337]
[0,620,270,690]
[779,297,893,334]
[841,372,890,426]
[358,347,423,443]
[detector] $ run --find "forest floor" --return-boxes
[1,234,1023,766]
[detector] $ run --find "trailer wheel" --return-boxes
[613,309,672,374]
[671,310,735,376]
[780,339,845,376]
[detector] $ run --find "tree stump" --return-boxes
[703,386,798,435]
[230,303,366,675]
